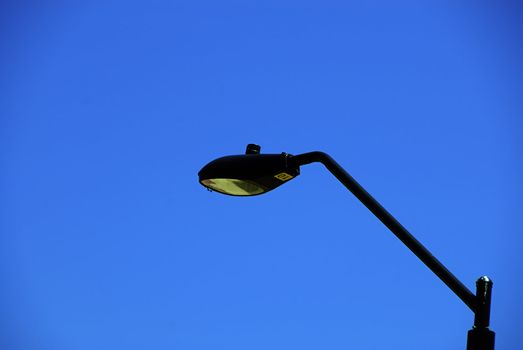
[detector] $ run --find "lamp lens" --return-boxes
[201,178,266,196]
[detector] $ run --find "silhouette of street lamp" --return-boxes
[198,144,495,350]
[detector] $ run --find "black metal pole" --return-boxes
[467,277,495,350]
[290,151,494,349]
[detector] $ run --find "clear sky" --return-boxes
[1,2,522,350]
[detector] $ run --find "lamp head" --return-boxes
[198,144,299,196]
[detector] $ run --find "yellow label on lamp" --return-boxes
[274,172,293,181]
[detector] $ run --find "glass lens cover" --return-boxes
[201,178,266,196]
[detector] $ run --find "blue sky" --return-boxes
[1,2,522,349]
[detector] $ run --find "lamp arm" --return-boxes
[290,151,477,311]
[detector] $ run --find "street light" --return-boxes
[198,144,495,350]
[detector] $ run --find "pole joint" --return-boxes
[467,276,495,350]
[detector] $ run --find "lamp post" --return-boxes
[198,144,495,350]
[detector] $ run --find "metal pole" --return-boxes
[467,277,495,350]
[290,151,495,349]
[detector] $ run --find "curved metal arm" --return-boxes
[290,151,477,311]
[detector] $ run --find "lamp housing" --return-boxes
[198,150,299,196]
